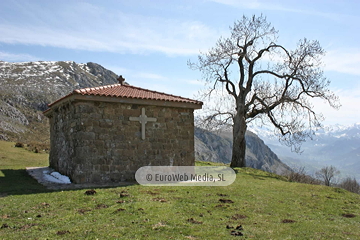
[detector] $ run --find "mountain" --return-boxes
[194,128,292,175]
[0,60,291,175]
[250,124,360,181]
[0,61,118,141]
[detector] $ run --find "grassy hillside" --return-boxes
[0,141,49,195]
[0,141,359,239]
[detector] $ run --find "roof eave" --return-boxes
[43,93,202,117]
[71,94,203,109]
[43,93,77,117]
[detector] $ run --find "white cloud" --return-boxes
[312,87,360,125]
[0,2,218,56]
[324,49,360,76]
[0,51,38,62]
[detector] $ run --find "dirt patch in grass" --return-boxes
[95,204,108,209]
[114,208,126,212]
[230,230,243,236]
[152,221,167,230]
[19,223,37,231]
[187,218,203,224]
[77,208,92,214]
[231,214,247,220]
[152,197,167,202]
[120,191,130,198]
[56,230,70,235]
[217,193,228,196]
[282,219,296,223]
[145,190,160,195]
[1,223,10,229]
[85,189,97,195]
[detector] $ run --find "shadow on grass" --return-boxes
[0,169,135,197]
[0,169,50,196]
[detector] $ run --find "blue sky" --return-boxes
[0,0,359,126]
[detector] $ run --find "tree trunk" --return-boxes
[230,111,247,168]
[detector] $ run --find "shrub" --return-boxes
[26,142,50,153]
[14,142,24,148]
[339,177,360,194]
[284,167,321,185]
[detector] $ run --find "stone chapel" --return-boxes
[43,77,203,184]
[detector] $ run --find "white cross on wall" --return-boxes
[129,108,157,140]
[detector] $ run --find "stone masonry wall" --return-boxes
[49,103,75,175]
[49,100,195,183]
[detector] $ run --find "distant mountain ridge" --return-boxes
[195,127,292,175]
[0,60,291,174]
[251,124,360,181]
[0,61,118,141]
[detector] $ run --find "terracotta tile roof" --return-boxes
[48,84,203,107]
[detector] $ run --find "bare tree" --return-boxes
[189,15,340,167]
[315,166,340,186]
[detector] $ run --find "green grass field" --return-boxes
[0,140,359,239]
